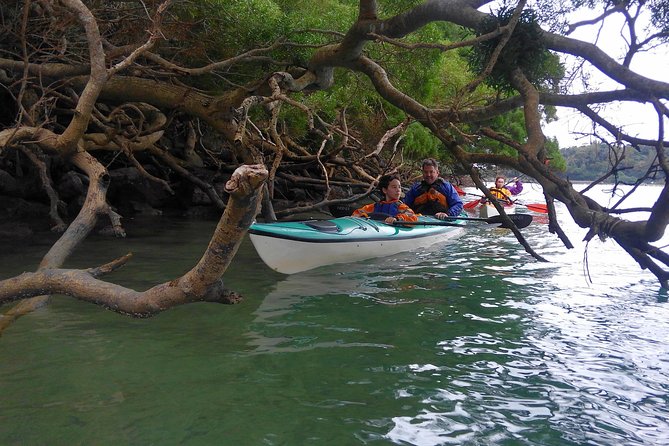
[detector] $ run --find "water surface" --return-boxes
[1,184,668,445]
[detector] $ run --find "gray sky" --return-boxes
[541,8,669,148]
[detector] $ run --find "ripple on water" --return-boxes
[3,188,669,446]
[516,287,669,445]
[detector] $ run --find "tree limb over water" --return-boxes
[0,0,667,330]
[0,163,266,316]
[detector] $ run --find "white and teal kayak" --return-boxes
[248,215,465,274]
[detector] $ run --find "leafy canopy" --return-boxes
[169,1,567,162]
[467,7,564,94]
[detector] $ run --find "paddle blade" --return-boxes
[454,185,466,196]
[486,213,533,229]
[463,199,479,209]
[523,203,548,214]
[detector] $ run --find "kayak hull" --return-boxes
[248,216,464,274]
[479,203,515,218]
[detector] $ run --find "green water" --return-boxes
[1,185,668,445]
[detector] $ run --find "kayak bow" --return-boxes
[248,216,464,274]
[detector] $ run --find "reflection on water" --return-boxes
[1,185,668,445]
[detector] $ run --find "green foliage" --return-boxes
[376,0,431,16]
[542,105,559,123]
[174,0,286,58]
[278,70,375,137]
[428,55,464,101]
[649,0,669,36]
[270,5,474,152]
[402,123,442,159]
[466,7,564,94]
[544,137,566,172]
[164,1,359,90]
[560,143,662,182]
[275,0,358,50]
[166,1,565,171]
[363,20,466,107]
[464,109,528,157]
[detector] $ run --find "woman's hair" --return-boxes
[378,174,400,191]
[495,176,506,182]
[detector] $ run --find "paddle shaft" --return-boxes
[396,213,533,229]
[462,192,547,214]
[446,213,532,227]
[394,220,466,228]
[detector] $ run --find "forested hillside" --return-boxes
[561,143,663,183]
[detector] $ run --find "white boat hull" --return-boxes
[479,203,515,218]
[248,217,464,274]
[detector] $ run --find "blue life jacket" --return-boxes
[373,201,402,216]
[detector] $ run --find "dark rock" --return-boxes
[0,196,49,220]
[0,222,33,239]
[129,201,163,216]
[57,171,87,200]
[0,169,20,195]
[183,206,220,219]
[108,167,174,210]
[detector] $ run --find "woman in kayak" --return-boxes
[480,176,523,204]
[353,175,419,224]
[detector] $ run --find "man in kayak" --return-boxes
[480,176,523,204]
[353,175,418,225]
[403,158,463,219]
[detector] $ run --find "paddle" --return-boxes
[461,192,547,214]
[396,213,533,229]
[463,198,479,209]
[519,202,548,213]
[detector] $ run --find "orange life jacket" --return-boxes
[412,180,450,214]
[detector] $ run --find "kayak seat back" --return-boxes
[305,220,340,233]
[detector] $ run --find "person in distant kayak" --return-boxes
[480,176,523,204]
[403,158,463,218]
[352,174,418,224]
